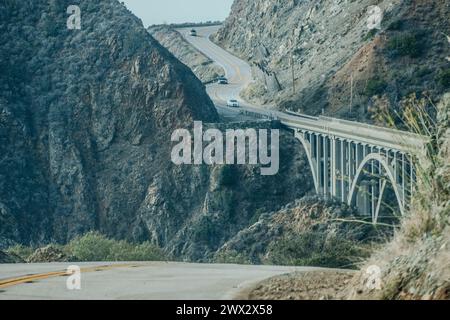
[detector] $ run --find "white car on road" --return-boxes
[227,99,240,108]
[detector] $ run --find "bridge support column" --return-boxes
[323,136,329,198]
[314,134,321,194]
[319,135,325,194]
[410,157,415,210]
[340,139,346,203]
[357,181,371,215]
[370,146,376,217]
[401,152,406,209]
[331,137,338,198]
[348,141,355,188]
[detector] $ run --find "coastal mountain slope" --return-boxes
[214,0,450,122]
[0,0,217,246]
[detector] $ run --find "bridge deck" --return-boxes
[278,112,427,153]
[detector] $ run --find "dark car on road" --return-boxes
[217,77,228,84]
[227,99,240,108]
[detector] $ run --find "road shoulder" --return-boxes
[236,270,356,300]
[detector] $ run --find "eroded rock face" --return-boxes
[0,0,217,246]
[133,121,314,261]
[27,245,71,263]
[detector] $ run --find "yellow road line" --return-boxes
[0,264,137,289]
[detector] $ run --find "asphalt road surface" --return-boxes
[0,262,322,300]
[179,26,254,109]
[179,25,281,124]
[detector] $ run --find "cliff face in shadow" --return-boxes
[0,0,217,246]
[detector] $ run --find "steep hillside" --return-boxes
[214,0,450,123]
[149,25,224,83]
[0,0,218,247]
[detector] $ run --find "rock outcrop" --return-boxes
[214,197,380,267]
[27,245,71,263]
[0,0,217,247]
[0,250,24,263]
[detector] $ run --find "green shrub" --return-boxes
[107,241,166,261]
[437,69,450,88]
[387,20,404,31]
[415,67,432,79]
[387,32,424,58]
[132,242,167,261]
[363,29,378,41]
[219,166,237,187]
[6,244,34,261]
[66,232,166,262]
[364,78,387,97]
[67,232,114,261]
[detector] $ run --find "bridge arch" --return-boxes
[347,153,405,222]
[294,131,319,193]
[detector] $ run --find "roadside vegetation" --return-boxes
[4,232,167,263]
[211,197,391,269]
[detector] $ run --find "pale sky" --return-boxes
[121,0,234,26]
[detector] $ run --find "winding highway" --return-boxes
[178,25,255,109]
[179,26,425,152]
[0,262,316,300]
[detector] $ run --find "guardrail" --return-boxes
[279,113,427,153]
[239,109,278,120]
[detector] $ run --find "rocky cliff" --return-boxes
[0,0,218,247]
[0,0,316,261]
[214,0,450,122]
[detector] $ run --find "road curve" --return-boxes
[178,26,259,109]
[0,262,323,300]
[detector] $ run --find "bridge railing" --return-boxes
[239,109,278,120]
[280,112,428,153]
[318,116,424,139]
